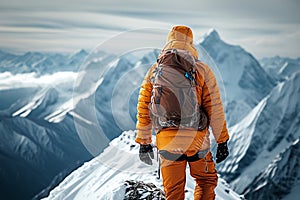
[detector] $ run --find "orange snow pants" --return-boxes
[161,151,218,200]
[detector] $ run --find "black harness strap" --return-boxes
[159,149,209,162]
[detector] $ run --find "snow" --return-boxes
[196,28,220,44]
[0,29,299,199]
[242,139,300,199]
[69,111,93,125]
[0,71,76,118]
[197,29,275,126]
[44,130,243,200]
[278,61,289,74]
[218,72,300,196]
[217,96,268,178]
[284,183,300,200]
[1,29,275,130]
[0,50,87,75]
[260,56,300,80]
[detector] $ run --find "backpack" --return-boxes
[149,49,208,131]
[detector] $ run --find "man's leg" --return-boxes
[161,158,187,200]
[189,152,218,200]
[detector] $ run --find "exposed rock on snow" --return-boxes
[124,180,165,200]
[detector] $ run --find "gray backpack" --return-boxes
[149,49,208,131]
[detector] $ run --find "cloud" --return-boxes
[0,0,299,57]
[0,71,77,90]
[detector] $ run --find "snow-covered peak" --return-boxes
[0,50,88,75]
[196,29,276,126]
[69,49,89,65]
[198,28,275,104]
[197,29,221,44]
[268,71,300,115]
[43,130,243,200]
[71,49,88,58]
[0,49,15,60]
[204,28,221,41]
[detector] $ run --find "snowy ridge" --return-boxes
[1,72,77,121]
[260,56,300,81]
[1,30,273,130]
[6,29,275,129]
[44,130,243,200]
[219,96,268,179]
[0,48,160,200]
[0,29,299,199]
[0,115,92,199]
[218,72,300,198]
[243,139,300,199]
[0,49,88,75]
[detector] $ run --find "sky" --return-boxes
[0,0,299,58]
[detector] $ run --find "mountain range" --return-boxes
[0,29,299,199]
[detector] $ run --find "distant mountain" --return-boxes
[0,29,299,200]
[260,56,300,81]
[197,29,276,126]
[0,114,92,200]
[0,49,151,199]
[0,49,88,75]
[1,31,276,128]
[0,50,92,199]
[218,72,300,198]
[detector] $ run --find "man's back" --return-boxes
[135,25,230,200]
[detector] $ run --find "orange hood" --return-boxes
[162,25,198,59]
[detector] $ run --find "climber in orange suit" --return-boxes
[135,25,230,200]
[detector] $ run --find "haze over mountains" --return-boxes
[0,29,299,199]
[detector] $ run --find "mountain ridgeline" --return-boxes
[0,29,299,199]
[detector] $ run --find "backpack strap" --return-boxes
[157,49,199,86]
[159,149,209,162]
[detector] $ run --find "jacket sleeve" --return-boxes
[135,63,156,145]
[201,63,229,144]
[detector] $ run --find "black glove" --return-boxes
[216,140,229,163]
[139,144,154,165]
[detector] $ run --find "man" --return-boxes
[135,25,229,200]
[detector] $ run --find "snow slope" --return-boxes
[0,114,92,200]
[218,72,300,198]
[44,130,243,200]
[243,139,300,199]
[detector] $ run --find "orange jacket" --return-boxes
[135,26,229,156]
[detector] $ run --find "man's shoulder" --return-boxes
[195,61,209,73]
[144,63,158,83]
[146,63,158,73]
